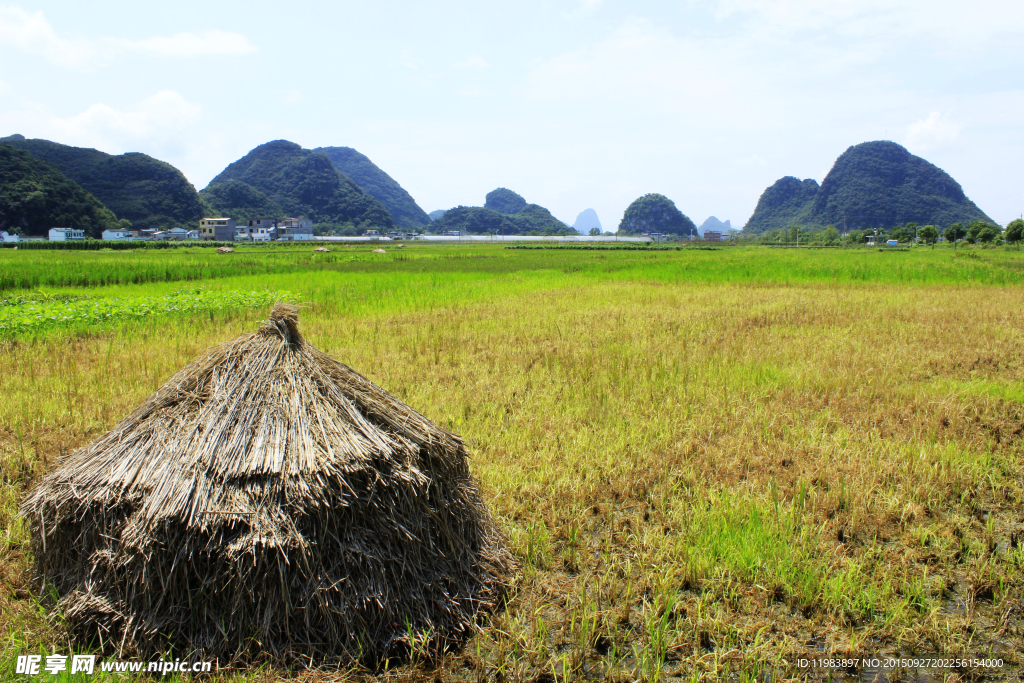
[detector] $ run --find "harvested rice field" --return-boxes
[1,243,1023,682]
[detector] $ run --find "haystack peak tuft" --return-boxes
[264,301,303,344]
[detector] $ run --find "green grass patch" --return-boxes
[925,378,1024,405]
[4,243,1024,296]
[0,289,289,338]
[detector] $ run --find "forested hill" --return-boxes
[431,204,572,235]
[744,141,993,233]
[743,177,819,233]
[619,193,697,236]
[431,188,574,235]
[313,146,429,229]
[198,180,284,223]
[0,134,203,231]
[811,141,992,230]
[205,140,394,230]
[484,188,527,214]
[0,143,119,238]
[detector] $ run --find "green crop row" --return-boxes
[0,288,290,338]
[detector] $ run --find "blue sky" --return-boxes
[1,0,1021,228]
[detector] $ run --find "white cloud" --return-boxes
[0,5,255,70]
[710,0,1024,47]
[0,90,202,152]
[391,50,444,89]
[522,19,747,117]
[563,0,602,19]
[123,30,257,57]
[394,49,424,70]
[0,5,96,68]
[281,89,303,106]
[736,154,767,166]
[453,55,490,70]
[905,112,960,151]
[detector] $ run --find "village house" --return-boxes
[277,217,314,241]
[237,225,274,241]
[248,217,276,229]
[101,229,138,241]
[167,227,198,240]
[48,228,85,241]
[233,217,275,242]
[703,230,725,242]
[199,217,236,241]
[236,216,314,241]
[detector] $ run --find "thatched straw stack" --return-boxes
[216,246,234,253]
[21,304,516,665]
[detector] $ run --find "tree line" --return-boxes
[752,219,1023,246]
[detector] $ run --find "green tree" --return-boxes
[890,225,911,242]
[1005,218,1024,244]
[945,222,966,245]
[865,227,886,243]
[821,225,840,245]
[589,227,601,236]
[917,225,939,246]
[905,222,919,242]
[977,226,1000,243]
[788,224,802,245]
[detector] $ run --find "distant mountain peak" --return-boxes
[314,146,429,228]
[744,141,991,233]
[2,135,203,231]
[618,193,696,236]
[259,139,303,152]
[484,188,527,214]
[572,208,602,234]
[0,143,119,237]
[698,216,735,235]
[203,140,394,229]
[430,189,573,235]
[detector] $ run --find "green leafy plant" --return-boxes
[0,288,289,337]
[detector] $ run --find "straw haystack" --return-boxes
[372,248,386,254]
[313,246,330,252]
[21,304,516,664]
[216,246,234,253]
